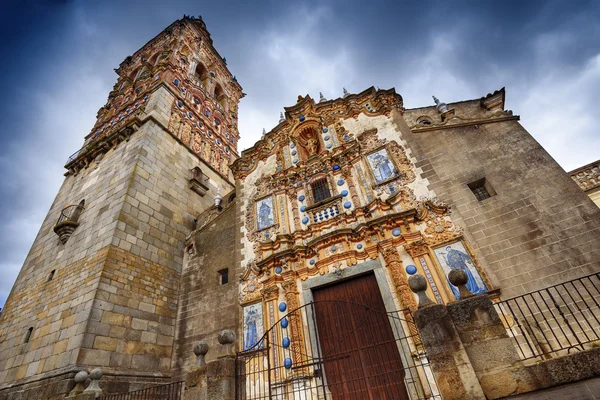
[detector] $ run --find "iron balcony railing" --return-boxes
[494,272,600,360]
[56,204,84,226]
[98,381,184,400]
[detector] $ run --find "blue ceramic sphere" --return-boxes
[343,202,352,209]
[337,179,345,186]
[406,265,418,275]
[357,244,363,250]
[173,79,179,86]
[300,205,307,212]
[282,337,290,348]
[324,136,330,141]
[392,228,402,236]
[298,195,305,202]
[326,144,333,149]
[284,358,293,369]
[279,302,287,312]
[293,159,298,164]
[299,115,305,122]
[333,164,341,171]
[309,259,315,265]
[291,150,297,156]
[281,318,289,328]
[290,143,295,148]
[302,217,309,224]
[322,128,328,133]
[275,266,282,274]
[341,190,348,197]
[331,245,337,252]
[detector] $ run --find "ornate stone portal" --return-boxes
[233,90,494,395]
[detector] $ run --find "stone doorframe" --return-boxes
[300,260,429,399]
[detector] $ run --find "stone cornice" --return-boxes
[410,115,520,133]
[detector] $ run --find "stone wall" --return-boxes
[397,105,600,298]
[0,85,234,395]
[171,202,239,380]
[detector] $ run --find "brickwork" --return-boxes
[398,104,600,298]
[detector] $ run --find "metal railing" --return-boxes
[236,300,441,400]
[56,203,84,226]
[494,272,600,360]
[98,381,184,400]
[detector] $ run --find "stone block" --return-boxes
[93,336,118,351]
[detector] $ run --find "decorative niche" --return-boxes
[293,121,322,160]
[189,166,209,196]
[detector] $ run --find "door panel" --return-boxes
[312,273,409,400]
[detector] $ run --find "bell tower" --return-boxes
[0,15,242,398]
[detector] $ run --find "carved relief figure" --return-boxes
[306,136,318,156]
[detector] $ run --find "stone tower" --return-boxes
[0,15,242,398]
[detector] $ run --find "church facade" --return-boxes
[0,16,599,399]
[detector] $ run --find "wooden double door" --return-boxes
[312,273,410,400]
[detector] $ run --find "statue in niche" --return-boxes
[306,136,318,156]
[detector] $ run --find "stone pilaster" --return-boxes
[281,281,307,375]
[342,168,361,207]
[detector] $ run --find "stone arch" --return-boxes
[214,83,226,108]
[195,62,210,87]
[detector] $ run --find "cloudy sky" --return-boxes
[0,0,599,308]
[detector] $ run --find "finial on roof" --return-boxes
[319,92,327,103]
[279,112,285,123]
[262,128,266,138]
[432,95,448,114]
[343,87,349,97]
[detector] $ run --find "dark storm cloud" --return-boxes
[0,0,598,308]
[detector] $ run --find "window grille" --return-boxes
[468,178,495,201]
[311,178,331,203]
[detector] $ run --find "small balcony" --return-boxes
[53,202,84,244]
[307,195,342,224]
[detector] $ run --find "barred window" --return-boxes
[312,178,331,203]
[468,178,496,201]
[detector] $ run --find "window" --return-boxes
[48,270,56,282]
[218,268,229,285]
[468,178,496,201]
[24,327,33,344]
[312,178,332,203]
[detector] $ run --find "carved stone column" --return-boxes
[287,189,301,231]
[342,168,361,207]
[281,280,307,375]
[380,245,417,311]
[379,245,420,342]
